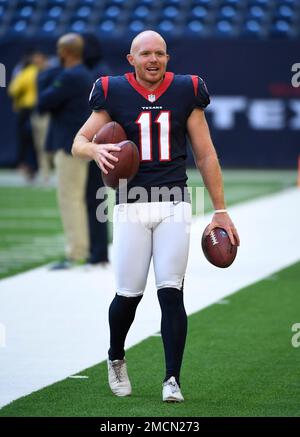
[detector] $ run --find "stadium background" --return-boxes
[0,0,300,419]
[0,0,300,167]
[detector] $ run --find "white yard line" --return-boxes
[0,221,60,229]
[0,171,57,188]
[0,187,299,409]
[0,209,59,218]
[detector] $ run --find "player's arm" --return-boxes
[187,108,240,245]
[72,110,120,175]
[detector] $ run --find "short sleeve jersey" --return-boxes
[89,72,210,203]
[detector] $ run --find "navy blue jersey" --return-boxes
[89,72,210,203]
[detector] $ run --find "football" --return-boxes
[201,226,237,268]
[93,121,127,144]
[93,121,140,189]
[101,140,140,189]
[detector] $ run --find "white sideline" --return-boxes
[0,187,299,409]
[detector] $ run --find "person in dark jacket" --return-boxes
[83,33,111,266]
[38,33,93,268]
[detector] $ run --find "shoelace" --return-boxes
[168,378,179,393]
[111,361,126,383]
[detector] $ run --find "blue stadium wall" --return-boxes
[0,36,299,168]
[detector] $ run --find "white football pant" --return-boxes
[112,202,192,297]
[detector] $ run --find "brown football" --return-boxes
[101,140,140,189]
[201,226,237,268]
[93,122,139,189]
[93,121,127,144]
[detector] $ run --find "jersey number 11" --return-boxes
[136,111,171,162]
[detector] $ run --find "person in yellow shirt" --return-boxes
[8,55,38,180]
[8,61,38,110]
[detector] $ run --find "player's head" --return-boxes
[31,51,48,70]
[127,31,169,87]
[57,33,84,65]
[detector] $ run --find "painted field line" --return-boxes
[0,209,59,218]
[68,376,89,380]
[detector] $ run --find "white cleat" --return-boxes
[107,358,132,397]
[162,376,184,403]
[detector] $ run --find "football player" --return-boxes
[72,30,240,402]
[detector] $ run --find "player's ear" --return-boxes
[127,54,135,66]
[166,53,170,63]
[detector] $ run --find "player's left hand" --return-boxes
[205,212,240,246]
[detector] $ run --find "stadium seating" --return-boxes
[0,0,299,38]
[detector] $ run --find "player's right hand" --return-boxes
[91,143,121,175]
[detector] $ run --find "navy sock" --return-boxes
[157,287,187,386]
[108,294,142,361]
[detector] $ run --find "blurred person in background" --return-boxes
[30,51,59,184]
[83,33,111,267]
[8,53,38,181]
[38,33,93,269]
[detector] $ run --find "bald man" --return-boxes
[38,33,93,268]
[72,30,240,402]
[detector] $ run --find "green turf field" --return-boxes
[1,260,299,417]
[0,186,64,279]
[0,169,296,279]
